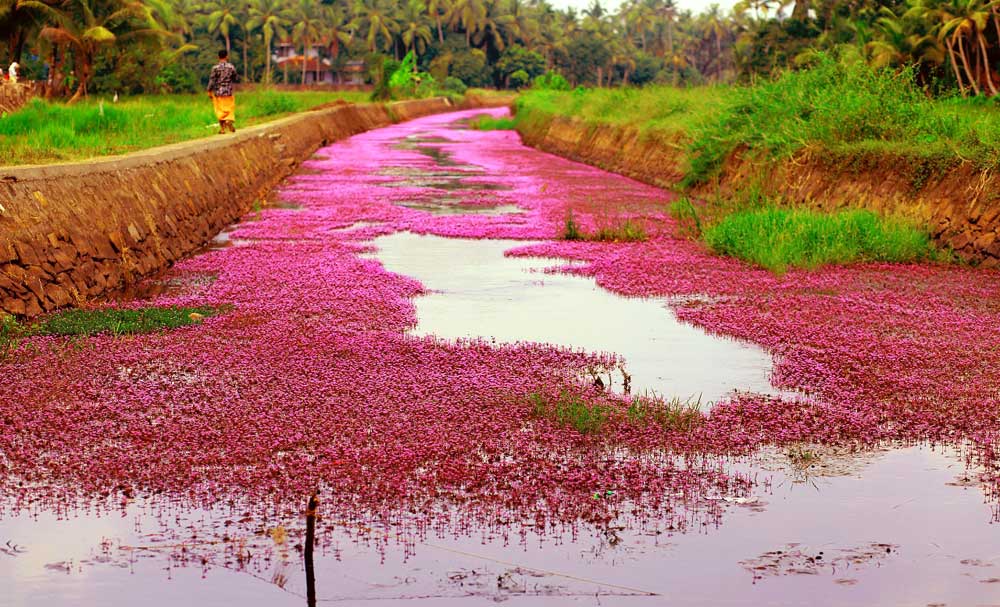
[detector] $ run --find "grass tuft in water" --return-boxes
[668,197,703,237]
[703,206,938,273]
[626,393,704,432]
[592,219,647,242]
[562,210,585,241]
[529,390,611,435]
[471,115,516,130]
[561,211,647,242]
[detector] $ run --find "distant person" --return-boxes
[7,62,17,84]
[207,49,238,134]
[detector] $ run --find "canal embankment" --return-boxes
[0,95,510,317]
[515,81,1000,267]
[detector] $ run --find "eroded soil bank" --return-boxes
[515,109,1000,265]
[2,109,1000,605]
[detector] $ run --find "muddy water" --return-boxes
[4,447,999,605]
[372,232,782,405]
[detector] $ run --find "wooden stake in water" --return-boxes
[305,493,318,607]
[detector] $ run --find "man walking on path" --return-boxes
[207,50,238,134]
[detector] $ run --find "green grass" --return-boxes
[37,305,226,336]
[529,390,611,435]
[0,305,226,359]
[561,210,647,242]
[592,219,647,242]
[528,388,704,436]
[471,114,516,130]
[0,89,369,166]
[514,85,728,141]
[703,206,939,273]
[514,57,1000,185]
[626,393,703,432]
[562,210,585,241]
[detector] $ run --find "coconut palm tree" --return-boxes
[247,0,291,83]
[446,0,487,45]
[700,3,727,81]
[426,0,451,43]
[18,0,170,101]
[322,2,353,63]
[291,0,323,83]
[353,0,399,54]
[400,0,433,55]
[474,0,509,52]
[203,0,241,55]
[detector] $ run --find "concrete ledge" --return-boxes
[0,95,509,316]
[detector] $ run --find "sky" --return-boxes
[549,0,741,15]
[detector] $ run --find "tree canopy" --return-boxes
[3,0,1000,98]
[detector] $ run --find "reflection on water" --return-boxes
[372,231,783,405]
[3,447,999,606]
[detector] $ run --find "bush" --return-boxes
[443,76,468,94]
[533,71,571,91]
[449,49,491,87]
[508,69,531,89]
[495,45,546,88]
[702,206,939,273]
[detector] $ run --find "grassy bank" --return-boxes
[0,89,369,166]
[514,60,983,269]
[515,59,1000,184]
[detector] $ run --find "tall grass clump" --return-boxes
[562,210,585,240]
[703,206,938,272]
[561,210,647,242]
[684,55,1000,184]
[529,390,611,435]
[626,393,703,431]
[471,115,516,130]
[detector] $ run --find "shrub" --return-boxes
[533,71,571,91]
[508,69,531,89]
[443,76,468,94]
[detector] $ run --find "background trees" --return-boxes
[5,0,1000,98]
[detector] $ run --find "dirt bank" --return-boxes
[0,83,32,114]
[515,111,1000,266]
[0,96,510,317]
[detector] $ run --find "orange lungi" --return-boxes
[212,95,235,122]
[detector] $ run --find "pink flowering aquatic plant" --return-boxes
[2,108,1000,541]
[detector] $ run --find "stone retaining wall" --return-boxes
[516,112,1000,266]
[0,96,507,316]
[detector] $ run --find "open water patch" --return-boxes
[3,446,998,606]
[372,231,783,405]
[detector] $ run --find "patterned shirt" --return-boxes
[207,61,238,97]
